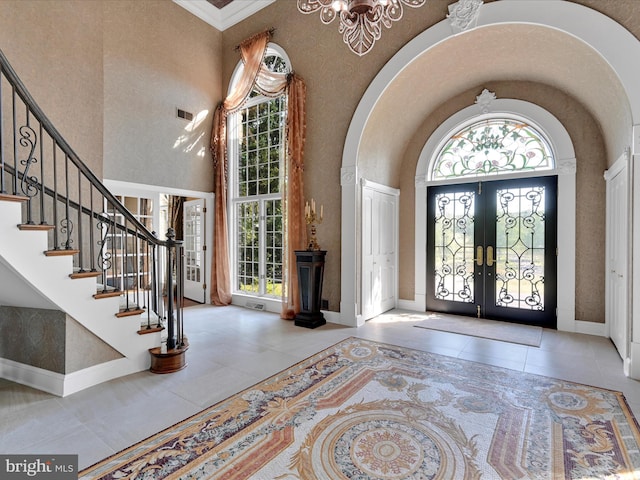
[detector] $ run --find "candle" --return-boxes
[320,204,323,220]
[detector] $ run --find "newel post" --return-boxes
[148,227,188,374]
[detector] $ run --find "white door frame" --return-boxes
[415,99,576,332]
[183,198,207,303]
[104,179,214,305]
[361,179,399,321]
[605,150,631,368]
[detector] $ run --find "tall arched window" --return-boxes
[228,46,291,298]
[431,117,554,180]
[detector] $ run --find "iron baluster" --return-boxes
[89,184,96,272]
[96,197,111,294]
[18,123,38,223]
[12,84,17,195]
[166,228,177,350]
[112,208,119,292]
[0,62,4,194]
[77,168,84,271]
[122,221,129,310]
[38,122,45,225]
[52,142,59,250]
[63,154,72,249]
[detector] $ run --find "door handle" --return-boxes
[487,246,494,267]
[475,246,483,266]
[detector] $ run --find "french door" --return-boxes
[183,198,206,303]
[426,176,557,327]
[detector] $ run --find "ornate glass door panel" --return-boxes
[426,184,481,318]
[484,177,556,325]
[427,176,557,327]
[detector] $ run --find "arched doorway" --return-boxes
[340,0,640,381]
[418,102,570,328]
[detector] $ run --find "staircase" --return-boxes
[0,49,186,396]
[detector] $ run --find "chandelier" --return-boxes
[297,0,427,56]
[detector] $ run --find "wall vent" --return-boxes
[177,108,194,121]
[246,301,266,311]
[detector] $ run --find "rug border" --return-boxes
[79,336,359,475]
[79,335,638,476]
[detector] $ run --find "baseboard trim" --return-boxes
[0,357,146,397]
[573,319,607,337]
[0,357,64,396]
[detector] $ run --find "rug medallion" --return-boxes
[80,337,640,479]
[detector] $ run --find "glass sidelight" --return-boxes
[427,176,557,327]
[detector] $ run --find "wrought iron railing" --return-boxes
[0,48,185,351]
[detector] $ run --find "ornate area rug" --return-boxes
[80,337,640,479]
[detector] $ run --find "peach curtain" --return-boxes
[210,30,271,305]
[281,74,307,319]
[210,30,307,317]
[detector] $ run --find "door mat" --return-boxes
[412,312,543,347]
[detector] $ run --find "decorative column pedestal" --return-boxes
[294,250,326,329]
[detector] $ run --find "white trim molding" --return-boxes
[448,0,484,34]
[173,0,276,31]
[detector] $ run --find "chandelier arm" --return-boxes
[297,0,428,56]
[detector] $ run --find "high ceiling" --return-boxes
[175,0,275,31]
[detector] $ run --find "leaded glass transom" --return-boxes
[432,118,554,180]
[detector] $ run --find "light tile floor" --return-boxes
[1,305,638,471]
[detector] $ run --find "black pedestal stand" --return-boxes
[294,250,326,329]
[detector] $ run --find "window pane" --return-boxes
[236,98,283,198]
[237,202,259,294]
[265,199,283,297]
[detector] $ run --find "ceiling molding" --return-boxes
[173,0,276,31]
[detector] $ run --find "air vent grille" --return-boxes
[177,108,194,121]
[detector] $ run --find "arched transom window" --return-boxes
[431,118,554,180]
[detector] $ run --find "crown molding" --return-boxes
[173,0,276,31]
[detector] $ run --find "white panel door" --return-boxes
[362,183,398,320]
[183,198,206,303]
[606,162,629,360]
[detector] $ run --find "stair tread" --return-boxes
[18,224,55,231]
[69,271,101,279]
[116,308,145,318]
[93,291,122,299]
[137,326,164,335]
[0,193,29,203]
[45,249,80,256]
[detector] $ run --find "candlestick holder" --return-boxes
[305,210,323,251]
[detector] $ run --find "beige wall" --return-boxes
[223,0,634,322]
[103,0,220,191]
[0,0,104,173]
[0,306,121,374]
[0,0,220,191]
